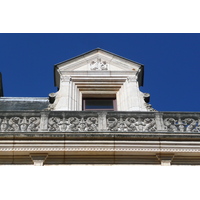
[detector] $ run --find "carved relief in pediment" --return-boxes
[90,58,108,71]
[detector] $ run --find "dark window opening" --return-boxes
[83,98,116,111]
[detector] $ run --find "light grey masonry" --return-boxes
[1,110,200,165]
[1,111,200,133]
[51,49,152,111]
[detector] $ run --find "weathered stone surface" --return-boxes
[0,111,199,165]
[0,111,200,133]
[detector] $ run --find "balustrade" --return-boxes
[0,111,200,133]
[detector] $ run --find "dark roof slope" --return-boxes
[0,97,49,111]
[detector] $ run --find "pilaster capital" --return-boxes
[61,76,71,83]
[127,75,136,82]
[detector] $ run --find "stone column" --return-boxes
[76,86,80,110]
[68,77,72,110]
[73,83,78,110]
[76,87,78,110]
[75,85,81,111]
[116,90,121,111]
[70,81,73,110]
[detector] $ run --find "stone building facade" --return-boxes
[0,48,200,165]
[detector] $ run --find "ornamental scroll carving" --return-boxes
[107,117,157,132]
[48,117,98,132]
[144,103,157,112]
[0,117,40,132]
[90,59,108,70]
[164,118,200,132]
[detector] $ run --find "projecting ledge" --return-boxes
[156,154,174,166]
[30,153,48,166]
[2,132,200,141]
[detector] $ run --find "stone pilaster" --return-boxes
[54,75,71,110]
[98,112,107,132]
[155,113,166,131]
[39,112,49,131]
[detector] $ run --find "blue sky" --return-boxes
[0,33,200,112]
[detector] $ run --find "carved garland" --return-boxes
[1,116,200,133]
[48,117,98,132]
[0,117,40,132]
[107,117,157,132]
[164,118,200,132]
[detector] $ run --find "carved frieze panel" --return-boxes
[107,117,157,132]
[1,112,200,134]
[48,116,98,132]
[0,116,40,132]
[164,118,200,132]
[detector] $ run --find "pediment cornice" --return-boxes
[54,48,144,87]
[55,48,142,72]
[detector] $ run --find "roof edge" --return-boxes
[54,48,144,67]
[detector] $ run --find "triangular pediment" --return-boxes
[54,48,144,87]
[55,48,143,72]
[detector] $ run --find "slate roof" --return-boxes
[0,97,49,111]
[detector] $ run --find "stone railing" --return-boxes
[0,111,200,133]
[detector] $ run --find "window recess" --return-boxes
[83,98,116,111]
